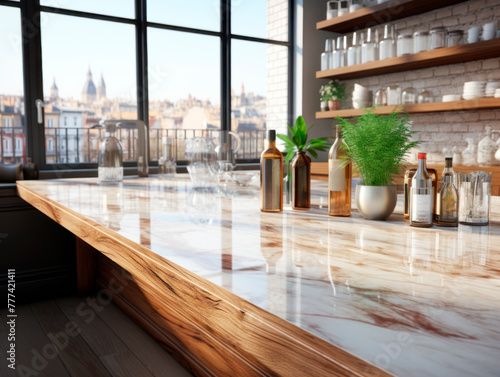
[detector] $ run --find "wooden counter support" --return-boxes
[76,238,97,295]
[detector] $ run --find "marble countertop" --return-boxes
[17,176,500,377]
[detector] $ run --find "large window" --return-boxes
[3,0,292,172]
[0,4,26,165]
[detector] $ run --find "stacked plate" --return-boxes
[352,84,372,109]
[485,81,500,97]
[442,94,461,102]
[462,81,486,100]
[495,89,500,98]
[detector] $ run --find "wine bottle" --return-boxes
[260,130,283,212]
[328,126,351,216]
[410,153,433,227]
[435,157,458,226]
[404,167,437,221]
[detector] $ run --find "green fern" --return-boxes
[337,108,420,186]
[277,116,331,164]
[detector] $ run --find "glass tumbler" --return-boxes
[447,30,464,47]
[413,31,430,53]
[430,27,447,49]
[397,34,413,56]
[402,87,417,104]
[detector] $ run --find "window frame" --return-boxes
[2,0,294,176]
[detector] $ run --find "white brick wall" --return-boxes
[337,0,500,163]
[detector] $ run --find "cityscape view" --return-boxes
[0,0,289,166]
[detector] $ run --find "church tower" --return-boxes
[240,82,246,106]
[81,67,97,104]
[97,73,106,101]
[50,77,59,101]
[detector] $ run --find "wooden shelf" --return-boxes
[315,98,500,119]
[317,0,467,34]
[316,39,500,81]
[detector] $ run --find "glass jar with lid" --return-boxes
[413,31,430,53]
[430,27,447,49]
[387,85,401,105]
[418,89,434,104]
[397,34,412,56]
[447,30,464,47]
[402,87,417,104]
[374,88,387,105]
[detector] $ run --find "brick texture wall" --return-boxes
[337,0,500,163]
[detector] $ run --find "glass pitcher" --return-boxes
[185,137,217,188]
[98,121,123,183]
[213,131,241,182]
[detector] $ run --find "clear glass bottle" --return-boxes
[404,167,437,221]
[361,27,377,64]
[436,158,458,227]
[98,122,123,183]
[417,89,434,103]
[410,153,433,227]
[477,125,497,166]
[387,85,401,105]
[328,126,351,216]
[347,31,361,66]
[321,38,334,71]
[413,30,430,53]
[462,137,477,166]
[292,151,311,210]
[379,24,395,60]
[332,36,346,69]
[260,130,283,212]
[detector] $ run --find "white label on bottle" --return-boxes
[329,159,346,192]
[411,194,432,223]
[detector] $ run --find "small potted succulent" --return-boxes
[320,80,347,111]
[337,108,420,220]
[278,116,331,210]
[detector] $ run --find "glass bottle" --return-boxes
[435,158,458,227]
[403,166,437,221]
[361,27,376,64]
[328,126,351,216]
[260,130,283,212]
[321,38,334,71]
[98,122,123,183]
[379,24,395,60]
[462,137,477,166]
[347,31,361,66]
[292,151,311,209]
[401,87,417,104]
[477,126,496,166]
[410,153,433,227]
[332,36,346,69]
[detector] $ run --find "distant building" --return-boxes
[81,67,97,104]
[50,78,59,102]
[97,73,106,101]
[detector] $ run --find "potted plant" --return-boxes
[337,109,419,220]
[278,116,330,210]
[320,80,347,111]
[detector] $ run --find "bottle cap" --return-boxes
[268,130,276,142]
[418,153,427,159]
[445,157,453,167]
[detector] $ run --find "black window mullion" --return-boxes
[288,0,295,126]
[21,0,45,168]
[221,0,231,132]
[135,0,149,161]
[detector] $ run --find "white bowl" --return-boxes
[443,95,461,102]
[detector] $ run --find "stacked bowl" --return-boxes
[462,81,486,100]
[352,84,372,109]
[485,81,500,97]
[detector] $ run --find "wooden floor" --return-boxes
[0,296,193,377]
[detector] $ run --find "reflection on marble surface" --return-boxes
[19,176,500,377]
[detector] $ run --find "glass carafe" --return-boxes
[213,130,241,182]
[185,137,217,188]
[462,137,477,166]
[98,122,123,183]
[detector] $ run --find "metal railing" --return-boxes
[0,127,266,165]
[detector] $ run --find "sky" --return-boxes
[0,0,284,104]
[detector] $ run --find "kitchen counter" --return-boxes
[17,177,500,377]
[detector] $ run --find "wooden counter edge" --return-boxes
[16,181,392,377]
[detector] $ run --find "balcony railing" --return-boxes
[0,127,266,165]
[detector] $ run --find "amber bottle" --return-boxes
[291,151,311,209]
[260,130,283,212]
